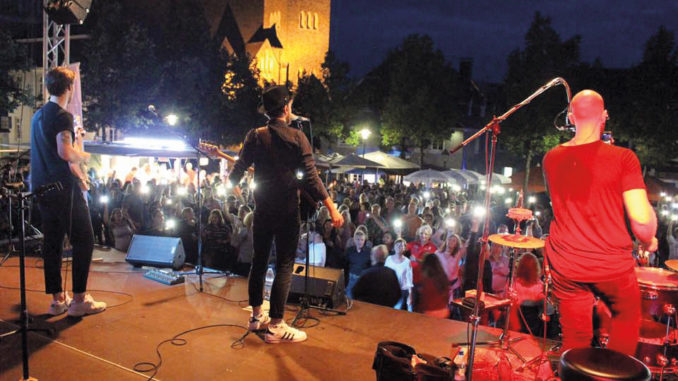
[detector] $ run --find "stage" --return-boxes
[0,248,552,380]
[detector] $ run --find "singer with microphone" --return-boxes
[228,85,343,344]
[543,89,657,355]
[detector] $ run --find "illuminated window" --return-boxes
[314,13,319,29]
[300,11,306,28]
[306,12,311,29]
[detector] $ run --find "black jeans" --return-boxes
[249,210,300,319]
[39,187,94,294]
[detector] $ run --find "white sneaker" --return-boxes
[67,294,106,317]
[265,321,307,344]
[249,310,271,331]
[47,293,72,316]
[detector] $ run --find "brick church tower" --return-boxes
[202,0,331,85]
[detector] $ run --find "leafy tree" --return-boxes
[0,29,34,115]
[501,13,579,193]
[219,53,264,144]
[378,34,462,166]
[82,1,160,131]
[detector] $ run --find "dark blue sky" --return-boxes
[330,0,678,82]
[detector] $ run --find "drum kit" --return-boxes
[476,207,678,379]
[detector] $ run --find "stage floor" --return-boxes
[0,248,552,380]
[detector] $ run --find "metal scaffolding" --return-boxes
[42,1,70,101]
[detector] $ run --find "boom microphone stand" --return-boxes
[0,182,62,381]
[447,77,571,380]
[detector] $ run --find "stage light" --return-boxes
[528,196,537,204]
[423,191,431,199]
[165,219,176,230]
[140,185,150,194]
[452,184,461,192]
[99,195,109,204]
[445,218,456,228]
[121,137,188,151]
[505,197,513,205]
[199,157,209,166]
[296,170,304,180]
[177,187,188,196]
[360,128,371,140]
[473,206,486,218]
[165,114,178,126]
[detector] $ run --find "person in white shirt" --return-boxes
[306,231,326,267]
[385,238,413,311]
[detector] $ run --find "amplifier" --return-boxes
[125,235,185,270]
[287,264,345,309]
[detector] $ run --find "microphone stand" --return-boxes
[291,118,346,328]
[448,77,571,380]
[0,182,62,381]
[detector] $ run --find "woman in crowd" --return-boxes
[321,218,344,269]
[233,212,254,276]
[306,231,326,267]
[337,208,355,251]
[407,224,437,283]
[382,231,395,255]
[201,209,232,270]
[385,238,413,311]
[413,253,450,318]
[345,230,371,298]
[108,208,136,252]
[509,252,545,333]
[490,243,510,297]
[435,232,464,301]
[141,208,166,236]
[177,207,198,264]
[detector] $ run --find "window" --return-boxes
[300,11,306,28]
[313,12,319,29]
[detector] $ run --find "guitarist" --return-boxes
[30,67,106,317]
[228,85,343,343]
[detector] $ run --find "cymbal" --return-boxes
[665,260,678,272]
[488,234,545,249]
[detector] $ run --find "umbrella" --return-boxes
[363,151,419,170]
[404,169,457,185]
[444,169,479,186]
[333,153,384,168]
[492,173,512,184]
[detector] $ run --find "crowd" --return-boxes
[23,159,678,334]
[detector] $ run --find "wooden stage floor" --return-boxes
[0,248,552,380]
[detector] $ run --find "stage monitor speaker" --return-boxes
[287,264,345,309]
[125,235,185,270]
[44,0,92,25]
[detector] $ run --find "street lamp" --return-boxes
[360,128,371,158]
[166,113,178,126]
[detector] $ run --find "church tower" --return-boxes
[202,0,331,85]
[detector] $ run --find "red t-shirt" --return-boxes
[407,241,437,283]
[543,140,646,282]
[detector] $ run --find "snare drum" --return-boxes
[635,267,678,319]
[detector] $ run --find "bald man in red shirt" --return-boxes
[543,90,658,355]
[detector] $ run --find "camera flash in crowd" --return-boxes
[666,196,673,202]
[505,197,513,205]
[393,219,403,229]
[216,186,226,197]
[166,199,173,205]
[99,195,109,204]
[661,192,667,197]
[366,213,371,218]
[445,207,451,214]
[423,191,431,199]
[251,181,257,190]
[528,196,537,204]
[672,202,678,209]
[177,187,188,195]
[165,219,176,230]
[141,185,150,194]
[672,215,678,222]
[473,206,486,217]
[445,218,456,228]
[225,181,233,189]
[452,184,461,192]
[296,170,304,180]
[535,211,542,217]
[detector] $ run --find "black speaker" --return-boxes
[44,0,92,25]
[125,235,185,270]
[287,264,345,308]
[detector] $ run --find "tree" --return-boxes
[0,29,34,116]
[501,13,579,193]
[219,53,265,144]
[379,34,462,166]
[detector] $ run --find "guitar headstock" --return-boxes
[198,140,219,154]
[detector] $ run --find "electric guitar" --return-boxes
[69,126,90,191]
[198,141,318,218]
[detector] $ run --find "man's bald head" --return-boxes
[569,90,606,125]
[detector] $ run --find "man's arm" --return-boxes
[56,130,89,164]
[623,188,658,251]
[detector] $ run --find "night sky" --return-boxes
[330,0,678,82]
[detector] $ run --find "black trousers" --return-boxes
[249,209,300,319]
[39,187,94,294]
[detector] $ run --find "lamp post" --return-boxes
[360,128,371,183]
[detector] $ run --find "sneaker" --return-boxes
[265,321,307,344]
[249,311,271,331]
[67,294,106,317]
[47,293,72,316]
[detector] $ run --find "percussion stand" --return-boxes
[447,77,571,380]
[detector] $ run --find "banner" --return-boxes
[66,62,83,130]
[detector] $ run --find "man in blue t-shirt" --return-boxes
[30,67,106,317]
